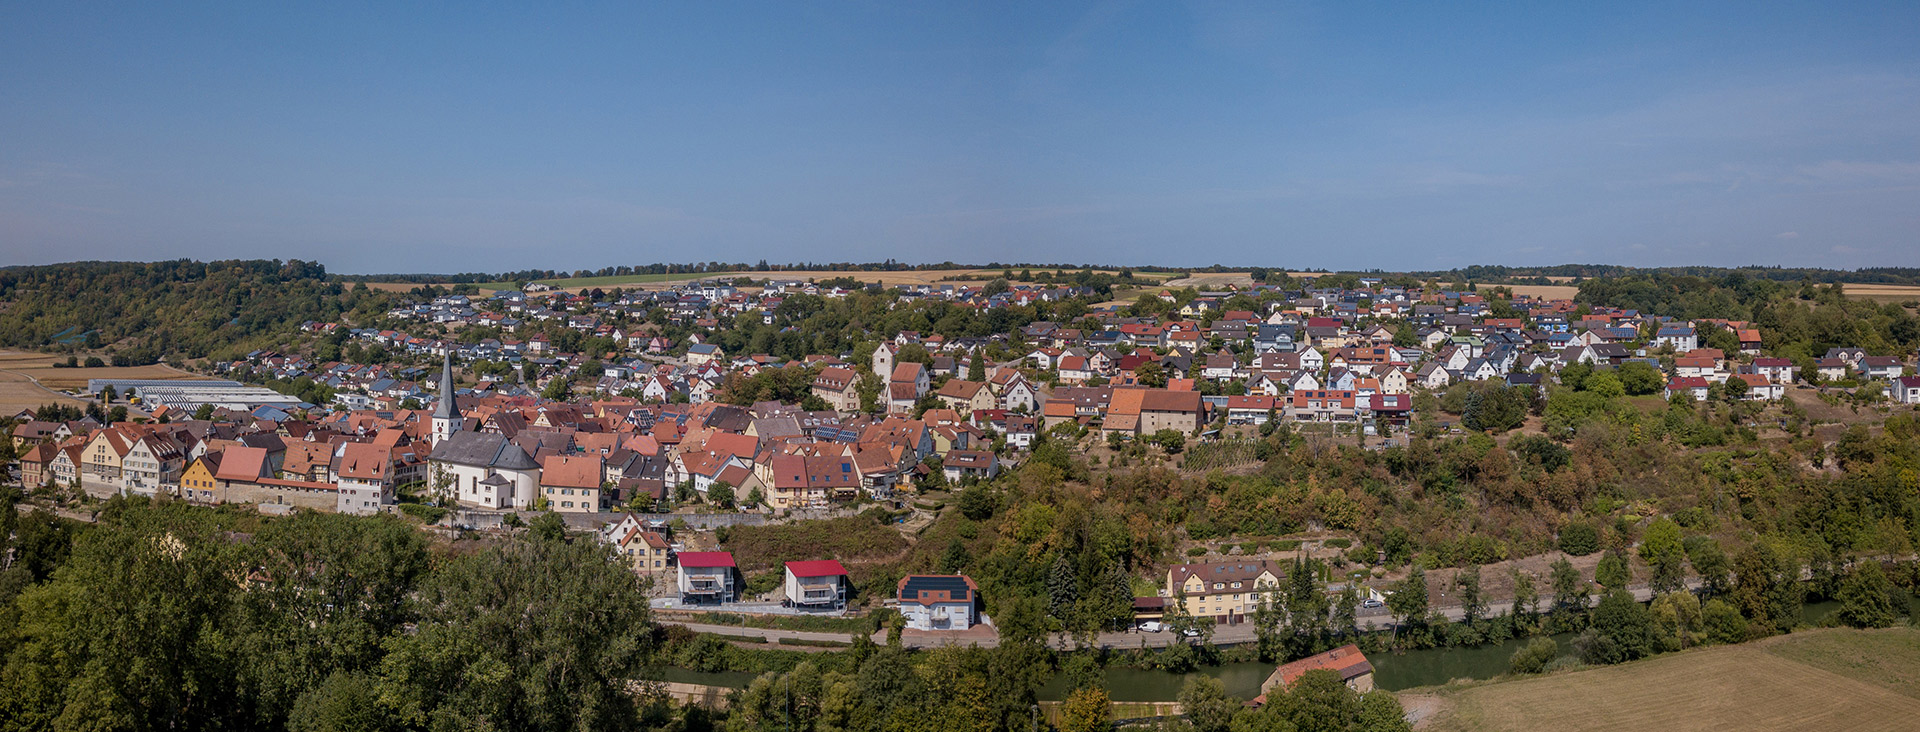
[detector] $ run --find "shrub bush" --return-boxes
[1509,636,1558,674]
[1558,522,1600,556]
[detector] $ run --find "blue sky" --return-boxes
[2,2,1917,274]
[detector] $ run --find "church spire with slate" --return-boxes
[431,350,463,445]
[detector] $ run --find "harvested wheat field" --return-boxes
[1502,284,1581,300]
[1840,283,1920,304]
[1420,628,1920,732]
[0,351,208,411]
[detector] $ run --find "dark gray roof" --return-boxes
[433,352,459,421]
[429,431,539,471]
[900,575,972,601]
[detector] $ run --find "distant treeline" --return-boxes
[1402,265,1920,286]
[337,260,1207,284]
[335,261,1920,287]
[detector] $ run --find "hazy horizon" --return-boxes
[4,3,1917,273]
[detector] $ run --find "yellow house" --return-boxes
[934,379,996,415]
[80,429,130,495]
[1166,560,1284,623]
[180,456,220,502]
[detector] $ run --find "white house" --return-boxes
[895,574,979,631]
[677,552,738,605]
[334,442,396,515]
[784,560,850,611]
[1892,376,1920,405]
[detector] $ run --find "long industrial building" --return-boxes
[86,379,308,411]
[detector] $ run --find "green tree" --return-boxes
[1557,521,1600,556]
[1177,675,1239,732]
[0,501,241,730]
[1650,591,1702,651]
[1059,687,1114,732]
[1387,564,1429,642]
[1687,538,1733,598]
[286,671,399,732]
[1457,564,1487,630]
[958,483,996,520]
[1153,429,1186,454]
[1586,371,1625,399]
[1835,560,1902,629]
[1135,361,1168,388]
[1732,542,1801,632]
[1617,360,1665,395]
[1549,557,1589,623]
[227,513,429,727]
[1509,636,1559,674]
[379,531,656,731]
[708,481,737,509]
[1638,518,1687,594]
[1580,589,1654,665]
[1723,373,1749,402]
[1702,598,1749,644]
[1594,550,1631,590]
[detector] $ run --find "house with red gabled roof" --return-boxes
[676,551,738,605]
[1665,376,1710,402]
[334,442,397,515]
[1255,645,1375,703]
[784,560,850,610]
[541,454,606,513]
[1749,357,1795,384]
[1733,374,1784,401]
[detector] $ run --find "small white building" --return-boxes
[677,552,738,605]
[784,560,850,611]
[895,574,978,631]
[334,442,396,515]
[1892,375,1920,405]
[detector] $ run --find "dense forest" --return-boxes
[0,260,398,363]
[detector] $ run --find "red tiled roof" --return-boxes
[785,560,849,578]
[677,551,736,568]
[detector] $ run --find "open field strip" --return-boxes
[1419,628,1920,732]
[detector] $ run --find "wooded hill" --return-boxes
[0,260,398,363]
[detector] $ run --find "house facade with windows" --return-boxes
[540,454,606,512]
[677,551,738,605]
[1165,560,1283,624]
[785,560,850,611]
[334,442,397,515]
[896,574,979,630]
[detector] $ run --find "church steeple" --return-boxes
[431,351,463,445]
